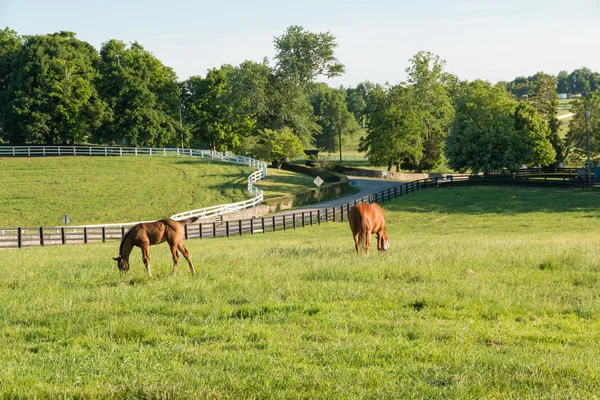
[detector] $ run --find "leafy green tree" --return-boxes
[359,84,421,171]
[181,60,271,152]
[346,81,376,128]
[95,40,185,147]
[309,84,360,153]
[259,76,319,145]
[526,72,562,164]
[0,27,22,142]
[180,66,237,151]
[252,127,305,168]
[273,25,345,88]
[446,80,554,173]
[568,67,594,94]
[405,51,455,170]
[3,31,106,144]
[513,102,556,166]
[565,92,600,164]
[557,70,569,93]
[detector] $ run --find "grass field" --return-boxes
[1,186,600,398]
[253,168,316,199]
[0,157,315,227]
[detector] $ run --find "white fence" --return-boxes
[0,145,268,229]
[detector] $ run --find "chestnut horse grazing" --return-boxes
[349,202,389,256]
[113,217,200,277]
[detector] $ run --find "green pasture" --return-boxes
[0,157,314,227]
[1,186,600,398]
[253,167,316,199]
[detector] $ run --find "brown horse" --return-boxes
[349,202,389,256]
[113,217,199,277]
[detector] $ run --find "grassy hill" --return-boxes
[0,156,259,227]
[1,186,599,397]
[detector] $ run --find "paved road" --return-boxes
[291,176,405,213]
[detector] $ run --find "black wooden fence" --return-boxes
[0,173,592,249]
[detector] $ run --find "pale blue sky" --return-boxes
[1,0,599,86]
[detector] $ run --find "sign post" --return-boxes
[313,176,324,202]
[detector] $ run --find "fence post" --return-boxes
[184,224,189,239]
[324,208,328,222]
[283,215,287,231]
[226,221,230,238]
[84,227,88,244]
[102,227,106,243]
[317,210,321,225]
[272,216,276,232]
[61,227,66,245]
[261,217,265,234]
[213,222,216,238]
[18,227,22,248]
[239,220,243,236]
[199,223,203,239]
[293,213,296,229]
[332,207,336,222]
[250,219,254,235]
[310,211,313,226]
[301,212,305,228]
[340,206,344,222]
[39,227,44,246]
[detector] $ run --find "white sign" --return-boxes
[313,176,324,187]
[62,214,70,224]
[382,170,389,178]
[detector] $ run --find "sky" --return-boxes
[1,0,599,87]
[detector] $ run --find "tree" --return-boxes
[252,127,305,168]
[180,66,237,151]
[568,67,593,94]
[95,40,185,147]
[359,84,421,171]
[557,70,569,93]
[0,27,22,142]
[565,92,600,164]
[346,81,376,128]
[446,80,554,173]
[526,72,563,164]
[405,51,455,170]
[309,84,360,153]
[3,31,106,144]
[273,25,345,88]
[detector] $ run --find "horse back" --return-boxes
[350,203,386,234]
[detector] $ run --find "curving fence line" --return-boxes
[0,152,589,249]
[0,145,268,228]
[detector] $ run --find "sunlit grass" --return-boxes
[1,186,599,397]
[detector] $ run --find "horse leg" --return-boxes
[354,232,361,256]
[170,243,180,276]
[365,229,373,256]
[178,243,196,275]
[141,242,152,277]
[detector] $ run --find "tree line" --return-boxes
[1,25,599,173]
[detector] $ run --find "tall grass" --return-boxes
[0,186,599,398]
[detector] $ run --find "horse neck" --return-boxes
[119,229,135,261]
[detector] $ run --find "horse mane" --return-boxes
[119,226,135,256]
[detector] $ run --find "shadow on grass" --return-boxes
[384,186,600,215]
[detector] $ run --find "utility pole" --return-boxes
[179,104,184,150]
[338,115,342,163]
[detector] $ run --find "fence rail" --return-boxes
[2,171,590,249]
[0,145,268,227]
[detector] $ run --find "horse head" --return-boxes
[113,256,130,273]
